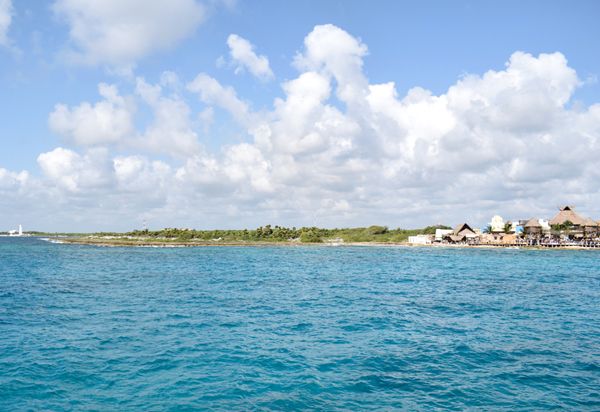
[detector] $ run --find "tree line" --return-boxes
[120,224,452,243]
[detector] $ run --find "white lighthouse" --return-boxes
[8,224,23,236]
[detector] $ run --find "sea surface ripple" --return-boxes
[1,237,599,410]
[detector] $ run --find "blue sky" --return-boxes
[1,0,600,231]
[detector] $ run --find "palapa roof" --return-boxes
[583,217,599,227]
[449,234,465,242]
[453,223,476,236]
[549,206,586,226]
[524,218,542,228]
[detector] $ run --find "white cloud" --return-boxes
[49,83,135,146]
[135,77,202,157]
[48,76,203,157]
[295,24,369,106]
[37,147,114,192]
[227,34,273,80]
[198,107,214,134]
[113,155,171,192]
[0,0,12,47]
[265,71,359,156]
[223,143,273,192]
[174,143,273,196]
[187,73,251,125]
[0,167,28,190]
[53,0,205,70]
[446,51,579,133]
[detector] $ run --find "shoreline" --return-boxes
[44,237,600,251]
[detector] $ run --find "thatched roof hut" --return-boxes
[453,223,478,238]
[448,234,465,243]
[524,218,542,227]
[549,206,586,226]
[523,218,543,234]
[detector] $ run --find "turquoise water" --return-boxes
[1,238,599,410]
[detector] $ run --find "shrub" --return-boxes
[300,229,322,243]
[366,225,388,235]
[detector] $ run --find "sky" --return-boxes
[1,0,600,232]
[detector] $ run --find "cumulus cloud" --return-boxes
[8,24,600,231]
[295,24,369,106]
[135,77,202,157]
[37,147,114,192]
[187,73,251,125]
[0,0,12,47]
[49,83,135,146]
[48,77,204,157]
[53,0,205,70]
[0,167,28,190]
[113,155,172,193]
[227,34,273,80]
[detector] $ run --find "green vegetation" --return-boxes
[29,224,452,245]
[551,220,574,232]
[299,229,323,243]
[111,224,452,244]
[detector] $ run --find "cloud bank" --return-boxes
[2,24,600,231]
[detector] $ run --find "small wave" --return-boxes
[39,238,65,244]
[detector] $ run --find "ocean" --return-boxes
[1,237,599,410]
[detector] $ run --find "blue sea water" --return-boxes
[0,237,599,410]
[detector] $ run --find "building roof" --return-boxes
[453,223,476,236]
[449,234,465,242]
[524,218,542,228]
[583,217,599,227]
[549,206,586,226]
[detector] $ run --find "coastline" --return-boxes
[47,237,600,250]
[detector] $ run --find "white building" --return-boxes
[538,219,551,233]
[435,229,453,242]
[490,215,505,233]
[408,234,433,245]
[8,225,23,236]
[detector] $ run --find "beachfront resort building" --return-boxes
[435,228,453,241]
[549,206,585,227]
[445,223,479,243]
[489,215,505,233]
[408,234,433,245]
[523,218,543,235]
[549,206,599,238]
[427,205,600,247]
[507,221,524,234]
